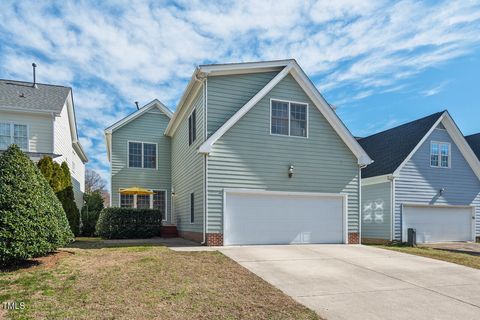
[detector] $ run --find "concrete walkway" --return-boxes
[217,244,480,320]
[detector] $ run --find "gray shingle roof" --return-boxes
[358,111,445,178]
[466,133,480,160]
[0,79,71,113]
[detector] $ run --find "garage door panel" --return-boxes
[224,191,345,245]
[403,206,474,243]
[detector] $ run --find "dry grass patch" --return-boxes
[376,245,480,270]
[1,238,319,320]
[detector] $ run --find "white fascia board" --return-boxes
[288,64,373,166]
[442,113,480,180]
[198,63,294,153]
[362,174,394,186]
[199,60,291,76]
[164,69,202,136]
[392,113,445,177]
[73,141,88,163]
[0,105,59,116]
[105,99,173,134]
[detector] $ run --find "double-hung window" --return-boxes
[271,100,308,137]
[0,122,28,151]
[188,109,196,145]
[128,142,157,168]
[430,142,450,168]
[120,194,134,208]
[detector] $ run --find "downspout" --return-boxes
[201,77,208,245]
[389,175,396,241]
[358,164,367,244]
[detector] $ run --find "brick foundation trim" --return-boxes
[206,233,223,246]
[361,237,390,245]
[348,232,360,244]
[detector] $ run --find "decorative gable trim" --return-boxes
[197,61,373,166]
[104,99,173,162]
[392,111,480,180]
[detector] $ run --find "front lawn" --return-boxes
[0,238,319,320]
[376,245,480,270]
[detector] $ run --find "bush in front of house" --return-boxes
[0,145,74,266]
[80,191,104,236]
[95,208,162,239]
[37,157,80,236]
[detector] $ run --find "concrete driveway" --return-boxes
[219,244,480,320]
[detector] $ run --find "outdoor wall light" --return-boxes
[171,187,176,196]
[439,187,446,195]
[288,165,294,178]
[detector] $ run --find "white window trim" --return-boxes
[127,140,158,169]
[118,192,135,208]
[269,98,309,138]
[0,121,29,152]
[430,141,451,168]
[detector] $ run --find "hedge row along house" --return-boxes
[0,65,88,210]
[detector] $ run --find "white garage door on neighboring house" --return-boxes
[223,190,346,246]
[402,205,475,243]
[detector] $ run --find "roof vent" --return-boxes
[135,101,139,110]
[32,63,37,88]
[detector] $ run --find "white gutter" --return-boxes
[201,78,208,245]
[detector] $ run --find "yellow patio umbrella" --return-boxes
[119,187,154,195]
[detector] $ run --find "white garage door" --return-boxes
[403,205,474,243]
[224,190,346,246]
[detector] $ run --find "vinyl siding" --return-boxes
[361,182,391,239]
[206,73,359,234]
[171,88,204,232]
[0,109,53,153]
[394,127,480,240]
[110,109,172,220]
[207,71,279,137]
[53,101,85,209]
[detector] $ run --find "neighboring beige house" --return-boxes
[0,78,88,209]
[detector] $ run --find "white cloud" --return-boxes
[421,81,450,97]
[0,0,479,188]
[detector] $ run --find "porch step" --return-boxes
[161,225,178,238]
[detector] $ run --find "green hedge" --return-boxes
[0,145,74,266]
[80,191,104,236]
[95,208,162,239]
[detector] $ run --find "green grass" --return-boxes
[0,238,320,320]
[376,244,480,270]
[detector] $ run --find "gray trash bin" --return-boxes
[407,228,416,247]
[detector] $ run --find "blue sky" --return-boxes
[1,1,480,186]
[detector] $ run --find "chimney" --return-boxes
[32,63,37,88]
[135,101,139,110]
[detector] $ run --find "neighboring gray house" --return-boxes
[105,59,372,246]
[359,111,480,244]
[466,133,480,160]
[0,78,88,209]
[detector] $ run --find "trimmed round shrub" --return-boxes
[96,208,162,239]
[80,191,104,236]
[0,145,74,266]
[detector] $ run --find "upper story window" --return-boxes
[188,109,197,145]
[271,100,308,137]
[128,141,157,169]
[0,122,28,151]
[430,142,450,168]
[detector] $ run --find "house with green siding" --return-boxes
[105,60,373,246]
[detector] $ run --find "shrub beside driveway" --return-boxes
[0,238,320,320]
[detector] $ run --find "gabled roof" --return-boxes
[168,59,372,166]
[0,79,88,163]
[466,133,480,160]
[359,111,480,180]
[104,99,173,162]
[358,112,444,178]
[0,79,71,114]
